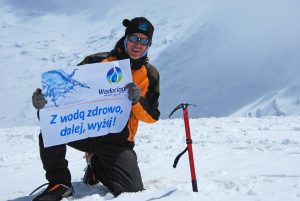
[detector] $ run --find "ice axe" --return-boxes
[169,103,198,192]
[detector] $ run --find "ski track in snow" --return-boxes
[1,117,300,201]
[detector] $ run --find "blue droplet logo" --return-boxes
[107,67,122,84]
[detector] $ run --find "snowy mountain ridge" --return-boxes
[1,0,300,127]
[0,0,209,127]
[231,84,300,117]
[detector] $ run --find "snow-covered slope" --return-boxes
[1,117,300,201]
[158,0,300,118]
[231,84,300,117]
[0,0,209,127]
[1,0,300,127]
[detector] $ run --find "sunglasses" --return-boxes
[128,35,150,46]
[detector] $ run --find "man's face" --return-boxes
[126,33,149,59]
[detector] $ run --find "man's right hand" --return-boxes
[32,88,47,109]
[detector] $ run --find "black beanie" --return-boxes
[123,17,154,41]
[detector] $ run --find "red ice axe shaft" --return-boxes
[169,103,198,192]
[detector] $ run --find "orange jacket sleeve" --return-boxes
[132,65,160,123]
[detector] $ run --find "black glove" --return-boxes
[32,88,47,109]
[125,83,141,105]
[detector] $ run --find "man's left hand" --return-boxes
[125,83,141,105]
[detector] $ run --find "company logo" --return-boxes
[138,21,148,31]
[107,67,122,84]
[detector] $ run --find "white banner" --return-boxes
[39,59,132,147]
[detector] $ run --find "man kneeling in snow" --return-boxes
[31,17,160,201]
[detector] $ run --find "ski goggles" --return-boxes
[128,35,150,46]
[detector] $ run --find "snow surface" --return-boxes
[1,117,300,201]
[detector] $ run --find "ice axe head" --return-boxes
[169,103,196,118]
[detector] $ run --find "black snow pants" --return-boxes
[38,133,144,196]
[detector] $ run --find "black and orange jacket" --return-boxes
[78,36,160,147]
